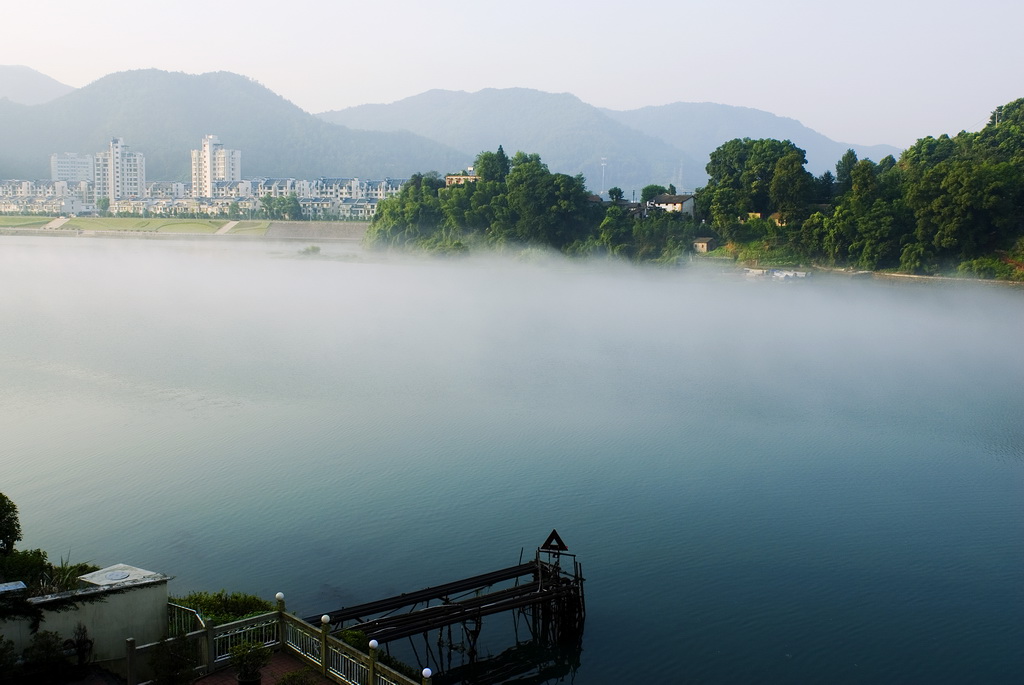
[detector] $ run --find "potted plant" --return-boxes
[228,640,271,684]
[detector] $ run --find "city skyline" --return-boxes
[4,0,1022,150]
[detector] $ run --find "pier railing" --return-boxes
[126,600,422,685]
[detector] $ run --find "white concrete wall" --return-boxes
[0,579,168,663]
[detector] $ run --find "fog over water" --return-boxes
[2,237,1023,683]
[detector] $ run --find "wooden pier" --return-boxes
[306,531,585,682]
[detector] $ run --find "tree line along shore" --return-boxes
[364,98,1024,281]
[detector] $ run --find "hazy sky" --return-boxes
[5,0,1021,148]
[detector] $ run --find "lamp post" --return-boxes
[368,640,379,683]
[320,615,331,677]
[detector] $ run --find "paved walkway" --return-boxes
[215,220,239,235]
[42,216,71,229]
[195,650,334,684]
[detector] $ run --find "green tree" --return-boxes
[0,494,21,557]
[708,187,743,232]
[259,195,280,219]
[607,187,624,203]
[474,146,511,182]
[596,204,631,254]
[282,194,303,221]
[769,151,814,225]
[909,159,1023,262]
[641,184,669,203]
[365,172,446,248]
[812,170,835,204]
[835,149,858,196]
[703,138,808,218]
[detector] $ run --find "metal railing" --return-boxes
[210,612,279,664]
[166,602,205,635]
[126,605,421,685]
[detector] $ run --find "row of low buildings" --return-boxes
[0,135,405,219]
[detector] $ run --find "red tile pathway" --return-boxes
[195,650,335,684]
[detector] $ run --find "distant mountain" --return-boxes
[603,102,901,177]
[0,69,465,181]
[0,65,75,105]
[319,88,903,190]
[318,88,706,194]
[0,70,904,192]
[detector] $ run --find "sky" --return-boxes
[4,0,1022,148]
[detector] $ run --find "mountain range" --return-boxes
[0,65,75,105]
[0,69,465,182]
[1,67,901,192]
[320,90,900,191]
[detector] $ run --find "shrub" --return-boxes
[0,549,99,595]
[148,630,199,685]
[171,591,273,625]
[21,630,71,684]
[0,548,49,585]
[229,641,271,680]
[0,634,17,677]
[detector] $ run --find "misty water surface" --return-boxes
[2,237,1022,684]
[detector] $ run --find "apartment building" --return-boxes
[50,153,94,183]
[191,135,241,198]
[94,137,146,200]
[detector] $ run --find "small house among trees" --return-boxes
[692,237,717,253]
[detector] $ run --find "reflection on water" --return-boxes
[2,237,1023,684]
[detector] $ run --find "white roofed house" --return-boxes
[337,197,378,219]
[146,181,187,199]
[366,178,404,198]
[210,179,253,199]
[254,178,297,198]
[299,197,337,219]
[648,193,696,217]
[313,177,360,200]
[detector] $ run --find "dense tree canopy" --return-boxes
[367,100,1024,279]
[689,99,1024,277]
[366,148,694,261]
[0,493,21,556]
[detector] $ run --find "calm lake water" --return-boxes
[2,236,1022,683]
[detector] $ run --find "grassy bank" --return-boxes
[0,215,273,235]
[0,216,52,228]
[62,217,225,233]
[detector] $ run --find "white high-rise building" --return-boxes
[191,135,241,198]
[51,153,94,183]
[93,138,146,201]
